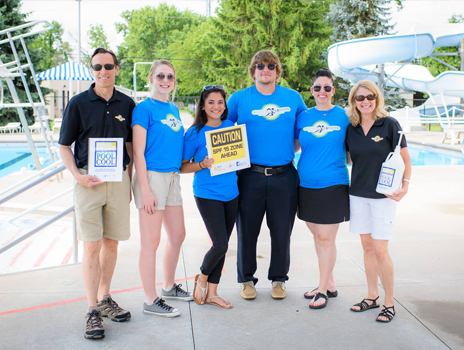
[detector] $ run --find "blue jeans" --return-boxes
[195,195,239,284]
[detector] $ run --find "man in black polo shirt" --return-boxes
[59,48,135,340]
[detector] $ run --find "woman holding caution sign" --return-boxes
[181,85,238,309]
[345,80,411,323]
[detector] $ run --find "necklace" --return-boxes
[315,106,332,117]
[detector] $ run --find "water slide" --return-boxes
[328,24,464,99]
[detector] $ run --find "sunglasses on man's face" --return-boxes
[354,94,377,101]
[203,85,224,91]
[313,85,334,92]
[91,64,115,71]
[155,73,176,82]
[256,63,276,71]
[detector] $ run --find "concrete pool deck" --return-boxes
[0,117,463,349]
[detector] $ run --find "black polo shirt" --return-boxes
[346,116,407,199]
[59,83,135,169]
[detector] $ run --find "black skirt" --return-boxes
[297,185,350,224]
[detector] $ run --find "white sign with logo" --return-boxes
[88,138,124,182]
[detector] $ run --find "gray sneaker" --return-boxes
[143,297,181,317]
[97,295,131,322]
[161,283,194,301]
[84,309,105,339]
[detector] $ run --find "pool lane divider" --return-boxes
[0,275,196,316]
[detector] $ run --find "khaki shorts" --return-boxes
[74,169,131,242]
[132,170,183,210]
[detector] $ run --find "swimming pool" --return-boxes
[0,145,53,178]
[0,144,463,178]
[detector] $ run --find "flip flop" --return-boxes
[205,296,233,309]
[309,292,328,309]
[193,274,207,305]
[304,287,338,299]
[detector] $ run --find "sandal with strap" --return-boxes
[193,274,207,305]
[309,292,328,309]
[376,305,395,323]
[304,287,338,299]
[350,296,380,312]
[205,296,233,309]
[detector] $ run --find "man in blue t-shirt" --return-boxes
[228,50,307,300]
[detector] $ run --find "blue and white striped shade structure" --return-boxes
[36,61,94,81]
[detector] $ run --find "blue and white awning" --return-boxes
[36,61,94,81]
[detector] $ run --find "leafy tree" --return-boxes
[420,14,463,76]
[115,4,204,90]
[327,0,401,42]
[0,0,44,125]
[82,24,111,65]
[170,0,333,107]
[30,20,72,71]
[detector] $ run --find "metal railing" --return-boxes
[0,161,77,264]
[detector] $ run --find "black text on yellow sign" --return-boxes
[209,127,247,163]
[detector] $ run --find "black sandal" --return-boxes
[376,305,395,323]
[350,296,380,312]
[309,292,328,309]
[304,287,338,299]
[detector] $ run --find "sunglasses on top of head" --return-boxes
[155,73,176,82]
[256,63,276,71]
[203,85,224,91]
[354,94,377,101]
[313,85,334,92]
[91,64,116,71]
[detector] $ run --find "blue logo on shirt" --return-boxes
[252,104,291,121]
[161,114,183,132]
[303,121,340,138]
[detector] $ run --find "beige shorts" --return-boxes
[74,169,131,242]
[132,170,183,210]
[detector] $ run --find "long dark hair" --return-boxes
[190,87,228,132]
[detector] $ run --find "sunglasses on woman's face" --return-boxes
[313,85,334,92]
[91,64,115,71]
[155,73,176,81]
[203,85,224,91]
[256,63,276,71]
[354,94,377,101]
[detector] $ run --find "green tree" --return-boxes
[327,0,401,42]
[115,3,204,90]
[30,20,72,71]
[0,0,44,125]
[170,0,333,106]
[420,14,463,77]
[82,24,111,65]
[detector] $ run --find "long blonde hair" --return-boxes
[148,60,177,101]
[346,80,387,126]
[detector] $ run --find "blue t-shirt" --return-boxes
[132,98,184,172]
[183,120,239,202]
[227,85,307,166]
[296,106,350,189]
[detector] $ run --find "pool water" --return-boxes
[0,145,53,178]
[294,146,464,167]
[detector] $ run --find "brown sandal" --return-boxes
[205,296,232,309]
[193,274,207,305]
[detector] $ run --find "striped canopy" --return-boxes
[36,61,94,81]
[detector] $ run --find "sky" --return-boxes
[19,0,464,61]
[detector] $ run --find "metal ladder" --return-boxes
[0,20,60,171]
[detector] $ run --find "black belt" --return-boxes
[250,162,293,176]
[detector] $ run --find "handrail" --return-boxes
[0,206,74,255]
[0,20,53,45]
[0,165,66,205]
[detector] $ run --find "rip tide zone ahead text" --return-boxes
[210,127,244,159]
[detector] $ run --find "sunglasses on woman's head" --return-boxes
[313,85,334,92]
[203,85,224,91]
[91,64,115,71]
[354,94,377,101]
[155,73,176,81]
[256,63,276,71]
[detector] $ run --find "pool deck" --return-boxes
[0,120,463,349]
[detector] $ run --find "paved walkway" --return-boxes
[0,118,463,349]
